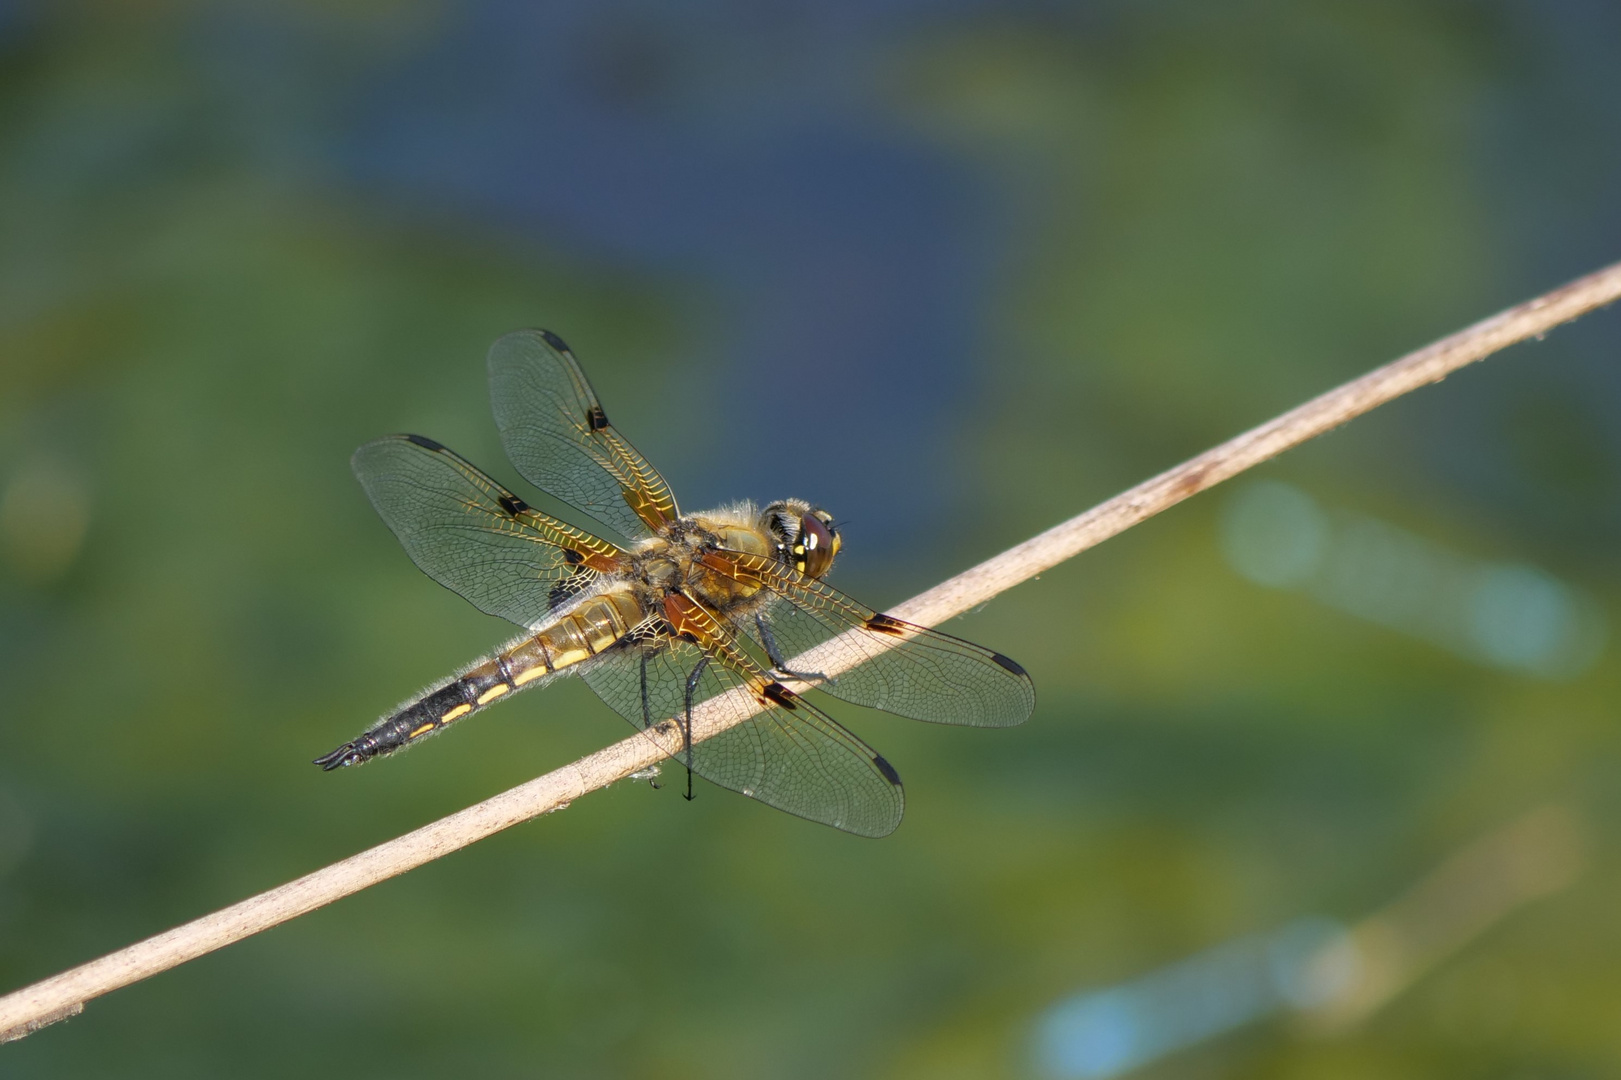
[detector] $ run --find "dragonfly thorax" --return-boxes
[628,500,838,619]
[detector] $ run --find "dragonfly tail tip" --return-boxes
[313,744,361,771]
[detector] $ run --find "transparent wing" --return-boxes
[701,550,1035,728]
[353,434,627,629]
[581,629,905,838]
[488,329,680,541]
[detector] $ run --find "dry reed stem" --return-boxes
[3,259,1620,1043]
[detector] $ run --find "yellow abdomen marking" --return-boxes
[512,665,549,687]
[409,720,435,739]
[476,683,511,705]
[441,703,472,722]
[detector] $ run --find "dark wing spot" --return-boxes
[586,404,611,432]
[538,329,573,354]
[561,548,584,565]
[990,652,1028,676]
[761,682,799,710]
[872,754,902,787]
[497,493,529,516]
[404,433,445,451]
[864,613,908,636]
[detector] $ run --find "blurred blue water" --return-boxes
[1032,917,1352,1079]
[1222,481,1606,677]
[180,1,1016,548]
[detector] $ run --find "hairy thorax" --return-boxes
[623,505,779,620]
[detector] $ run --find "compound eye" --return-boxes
[794,513,838,578]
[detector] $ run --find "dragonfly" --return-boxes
[315,330,1034,836]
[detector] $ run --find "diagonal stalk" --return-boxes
[3,259,1620,1043]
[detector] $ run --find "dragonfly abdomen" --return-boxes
[314,589,647,770]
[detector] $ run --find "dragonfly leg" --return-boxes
[637,653,665,791]
[682,654,710,803]
[755,613,833,684]
[639,650,652,727]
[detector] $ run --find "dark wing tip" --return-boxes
[990,652,1028,677]
[537,328,573,354]
[992,652,1036,725]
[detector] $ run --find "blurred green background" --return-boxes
[4,2,1621,1077]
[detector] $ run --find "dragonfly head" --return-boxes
[763,501,842,579]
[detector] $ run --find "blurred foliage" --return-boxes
[3,2,1621,1078]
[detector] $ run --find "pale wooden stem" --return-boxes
[4,259,1621,1043]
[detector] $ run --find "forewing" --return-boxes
[705,551,1035,728]
[353,434,626,629]
[488,329,679,540]
[581,632,905,838]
